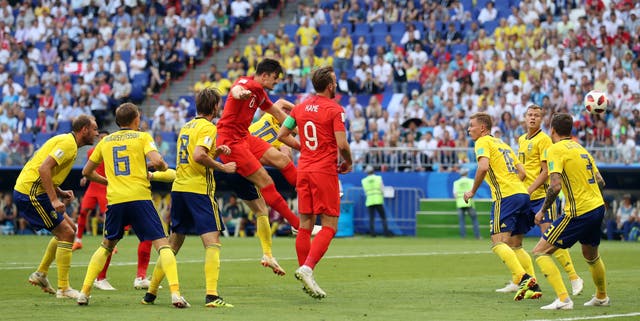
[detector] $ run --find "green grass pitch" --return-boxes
[1,235,638,321]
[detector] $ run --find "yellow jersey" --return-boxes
[90,130,157,204]
[475,135,527,201]
[546,139,604,217]
[517,130,552,200]
[14,133,77,195]
[172,117,217,195]
[249,113,283,149]
[295,26,318,46]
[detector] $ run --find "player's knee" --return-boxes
[56,221,76,241]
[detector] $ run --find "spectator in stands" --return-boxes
[347,1,365,24]
[417,131,437,170]
[332,27,352,74]
[7,133,33,165]
[0,193,17,234]
[0,134,8,166]
[295,18,319,61]
[443,22,463,45]
[350,132,369,171]
[89,86,108,128]
[33,107,54,134]
[336,71,359,96]
[210,72,232,95]
[230,0,253,32]
[154,133,171,159]
[616,194,638,241]
[111,74,132,107]
[400,0,419,23]
[222,193,249,237]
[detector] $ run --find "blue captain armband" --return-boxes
[283,116,297,130]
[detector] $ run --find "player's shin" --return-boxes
[553,248,578,280]
[586,256,607,298]
[513,247,536,278]
[535,255,569,301]
[81,246,111,295]
[492,242,526,281]
[256,215,273,256]
[96,254,112,280]
[56,241,73,290]
[137,240,152,278]
[158,246,181,295]
[205,244,221,296]
[37,237,58,274]
[303,226,336,269]
[259,183,300,229]
[295,228,312,266]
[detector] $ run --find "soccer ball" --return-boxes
[584,90,608,115]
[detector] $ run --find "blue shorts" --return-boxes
[490,193,531,236]
[218,172,259,201]
[171,191,224,235]
[530,198,563,224]
[13,191,64,231]
[543,205,605,249]
[105,200,166,241]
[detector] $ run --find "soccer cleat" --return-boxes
[94,278,116,291]
[261,255,286,276]
[141,292,156,305]
[571,277,584,296]
[171,293,191,308]
[524,289,543,300]
[77,292,90,306]
[311,225,322,236]
[205,295,234,308]
[495,281,519,293]
[584,296,610,307]
[514,275,537,301]
[28,271,55,294]
[294,266,327,299]
[56,287,81,299]
[541,298,573,310]
[134,277,151,289]
[72,241,83,251]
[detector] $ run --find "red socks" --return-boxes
[304,226,336,269]
[295,228,312,266]
[281,162,297,187]
[97,253,112,280]
[259,183,300,229]
[76,208,89,239]
[137,240,152,278]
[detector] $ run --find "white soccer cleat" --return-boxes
[571,277,584,296]
[584,296,610,307]
[56,287,81,299]
[294,266,326,299]
[77,292,90,306]
[28,271,55,294]
[261,255,286,276]
[171,293,191,308]
[94,279,116,291]
[541,298,573,310]
[133,277,151,290]
[495,281,519,293]
[311,225,322,236]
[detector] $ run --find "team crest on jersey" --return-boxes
[204,136,212,147]
[54,149,64,159]
[527,143,533,152]
[50,211,58,220]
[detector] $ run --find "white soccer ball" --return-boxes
[584,90,608,115]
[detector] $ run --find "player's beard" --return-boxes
[330,87,336,99]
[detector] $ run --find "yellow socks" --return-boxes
[158,246,180,295]
[535,254,569,301]
[553,248,579,280]
[81,246,111,295]
[256,215,272,257]
[205,244,221,296]
[37,237,58,274]
[147,258,165,295]
[492,242,526,283]
[91,217,99,236]
[55,241,73,290]
[587,256,607,299]
[513,247,536,279]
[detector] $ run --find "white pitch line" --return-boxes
[526,312,640,321]
[0,250,491,270]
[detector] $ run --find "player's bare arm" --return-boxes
[595,172,606,193]
[146,150,168,172]
[464,156,488,203]
[39,156,67,213]
[194,145,236,173]
[56,187,75,201]
[277,118,302,150]
[527,160,549,195]
[230,85,252,100]
[82,160,108,185]
[269,99,295,124]
[535,172,562,225]
[516,163,526,181]
[336,131,352,173]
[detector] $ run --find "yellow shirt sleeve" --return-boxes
[142,133,159,155]
[89,140,104,164]
[49,138,76,165]
[475,137,490,161]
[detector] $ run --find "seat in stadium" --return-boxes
[284,24,298,40]
[56,120,72,134]
[389,22,406,36]
[318,24,335,38]
[352,23,370,37]
[35,132,54,148]
[19,133,34,143]
[482,20,499,34]
[371,23,388,34]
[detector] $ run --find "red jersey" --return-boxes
[217,76,273,142]
[85,147,107,194]
[290,95,345,175]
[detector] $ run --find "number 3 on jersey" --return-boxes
[113,146,130,176]
[178,135,189,164]
[303,121,318,150]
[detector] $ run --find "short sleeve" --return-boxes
[49,136,76,165]
[89,140,104,164]
[332,105,346,132]
[588,152,599,174]
[474,137,490,161]
[197,123,216,150]
[539,136,552,163]
[143,132,159,155]
[546,145,563,174]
